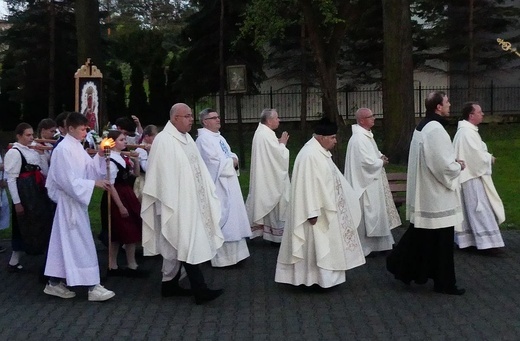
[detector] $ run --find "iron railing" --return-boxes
[203,82,520,123]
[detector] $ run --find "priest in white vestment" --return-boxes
[245,108,290,243]
[141,103,225,305]
[387,91,465,296]
[344,108,400,256]
[276,118,365,288]
[453,102,505,252]
[44,112,115,302]
[196,108,251,267]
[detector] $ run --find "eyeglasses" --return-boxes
[363,114,375,119]
[204,116,220,120]
[176,114,193,119]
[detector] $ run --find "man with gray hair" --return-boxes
[196,108,251,267]
[246,108,290,243]
[141,103,225,304]
[344,108,400,257]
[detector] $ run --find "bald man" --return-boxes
[141,103,224,305]
[344,108,400,257]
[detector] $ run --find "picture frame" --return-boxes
[226,65,247,94]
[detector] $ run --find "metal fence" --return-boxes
[206,83,520,123]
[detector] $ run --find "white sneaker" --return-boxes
[44,283,76,299]
[88,284,115,302]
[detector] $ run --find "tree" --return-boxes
[240,0,363,166]
[1,0,77,127]
[0,51,21,130]
[412,0,520,91]
[75,0,102,67]
[148,55,169,124]
[173,0,265,105]
[128,63,148,118]
[104,62,127,123]
[381,0,415,163]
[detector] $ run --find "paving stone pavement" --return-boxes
[0,227,519,340]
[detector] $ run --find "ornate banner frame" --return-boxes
[75,59,103,133]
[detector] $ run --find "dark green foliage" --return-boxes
[104,62,127,123]
[172,0,265,102]
[0,52,21,131]
[128,63,148,118]
[0,0,77,128]
[148,56,169,124]
[412,0,520,79]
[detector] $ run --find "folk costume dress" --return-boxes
[44,134,107,286]
[196,127,251,267]
[4,142,54,255]
[344,124,400,256]
[453,120,505,249]
[275,137,365,288]
[245,123,290,243]
[0,155,10,231]
[101,152,142,245]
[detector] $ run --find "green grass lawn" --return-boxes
[232,122,520,230]
[0,121,518,241]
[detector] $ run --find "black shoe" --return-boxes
[122,268,150,278]
[107,268,126,277]
[161,280,192,297]
[394,274,411,286]
[434,286,466,295]
[194,288,223,305]
[0,246,6,253]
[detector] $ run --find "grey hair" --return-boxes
[142,124,158,137]
[199,108,217,125]
[354,108,372,122]
[260,108,277,124]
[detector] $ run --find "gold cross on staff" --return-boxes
[497,38,520,57]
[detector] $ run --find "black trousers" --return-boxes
[174,262,207,290]
[387,224,457,290]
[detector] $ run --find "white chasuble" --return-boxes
[245,123,290,242]
[344,124,401,240]
[276,138,365,287]
[141,121,224,264]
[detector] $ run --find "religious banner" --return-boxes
[75,59,103,133]
[226,65,247,94]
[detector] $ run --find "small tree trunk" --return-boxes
[299,23,308,145]
[75,0,102,67]
[48,0,56,118]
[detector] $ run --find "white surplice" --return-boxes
[406,121,464,229]
[344,124,400,256]
[453,120,505,249]
[196,128,251,267]
[44,134,107,286]
[141,121,224,265]
[245,123,290,242]
[276,137,365,288]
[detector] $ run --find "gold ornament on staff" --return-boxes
[102,138,113,273]
[497,38,520,58]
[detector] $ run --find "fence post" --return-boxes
[345,90,349,119]
[490,80,494,115]
[418,82,422,117]
[270,86,273,109]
